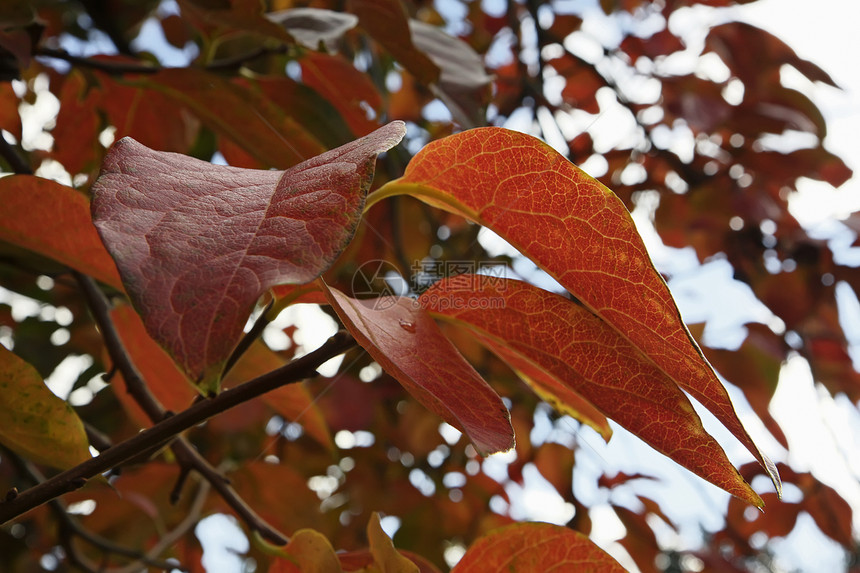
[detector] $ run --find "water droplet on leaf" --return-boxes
[398,319,416,333]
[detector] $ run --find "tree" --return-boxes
[0,0,856,571]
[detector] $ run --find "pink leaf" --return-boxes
[92,122,405,388]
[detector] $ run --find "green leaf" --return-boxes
[0,345,91,470]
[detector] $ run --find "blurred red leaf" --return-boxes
[452,521,625,572]
[700,323,789,449]
[141,68,325,169]
[547,54,602,114]
[705,22,837,89]
[300,51,382,137]
[323,285,514,455]
[620,28,685,63]
[0,175,122,289]
[0,81,22,139]
[377,127,779,494]
[48,70,101,174]
[350,0,440,85]
[91,122,405,387]
[97,71,200,153]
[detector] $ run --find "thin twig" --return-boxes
[1,446,185,572]
[35,47,160,75]
[75,272,328,544]
[222,298,275,378]
[0,328,355,527]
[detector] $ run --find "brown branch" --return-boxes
[1,446,186,572]
[35,44,290,77]
[35,47,160,75]
[0,287,356,533]
[73,271,355,544]
[222,298,274,378]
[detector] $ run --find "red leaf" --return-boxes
[421,276,762,505]
[0,175,122,290]
[451,522,625,572]
[376,126,779,494]
[323,285,514,455]
[48,70,101,174]
[91,122,405,388]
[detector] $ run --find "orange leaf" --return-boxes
[451,522,625,572]
[109,304,198,427]
[0,175,122,290]
[301,52,382,137]
[375,127,779,494]
[274,529,343,573]
[322,284,514,455]
[367,512,419,573]
[420,276,762,505]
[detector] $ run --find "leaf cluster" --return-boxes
[0,1,857,572]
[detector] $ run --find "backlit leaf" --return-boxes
[323,285,514,455]
[273,529,343,573]
[0,175,122,290]
[451,522,625,572]
[420,276,762,505]
[91,122,405,388]
[0,345,91,469]
[374,127,779,494]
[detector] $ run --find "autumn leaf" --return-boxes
[108,304,198,426]
[323,284,514,455]
[367,512,419,573]
[141,68,326,169]
[91,121,406,389]
[372,127,779,493]
[0,175,122,290]
[350,0,440,86]
[272,529,343,573]
[451,521,626,572]
[420,275,762,505]
[0,345,91,470]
